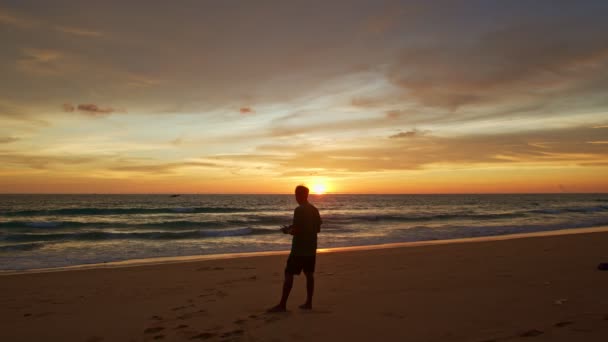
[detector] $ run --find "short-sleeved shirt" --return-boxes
[290,202,322,256]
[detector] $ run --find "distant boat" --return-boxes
[170,194,181,198]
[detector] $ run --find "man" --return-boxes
[268,185,322,312]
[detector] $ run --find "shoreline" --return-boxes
[4,225,608,276]
[3,224,608,341]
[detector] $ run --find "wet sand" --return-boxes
[2,228,608,341]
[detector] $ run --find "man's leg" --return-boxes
[268,272,293,312]
[300,271,314,310]
[280,272,294,307]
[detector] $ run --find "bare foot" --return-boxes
[299,303,312,310]
[267,304,286,313]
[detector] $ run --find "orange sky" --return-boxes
[1,1,607,194]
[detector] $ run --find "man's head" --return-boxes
[295,185,309,205]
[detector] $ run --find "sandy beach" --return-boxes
[2,228,608,342]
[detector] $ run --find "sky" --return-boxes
[1,0,607,194]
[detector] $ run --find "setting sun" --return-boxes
[311,183,327,195]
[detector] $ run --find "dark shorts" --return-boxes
[285,255,316,275]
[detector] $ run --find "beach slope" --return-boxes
[2,230,608,341]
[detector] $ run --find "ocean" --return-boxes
[1,194,608,271]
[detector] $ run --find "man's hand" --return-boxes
[280,225,298,235]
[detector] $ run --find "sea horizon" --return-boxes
[2,193,608,271]
[2,192,607,195]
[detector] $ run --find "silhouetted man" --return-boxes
[268,185,322,312]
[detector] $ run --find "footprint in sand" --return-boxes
[519,329,543,337]
[554,321,574,328]
[220,329,244,338]
[32,312,54,318]
[264,315,284,323]
[85,337,104,342]
[175,324,189,329]
[177,309,207,320]
[190,332,216,340]
[196,266,225,271]
[172,304,195,311]
[144,327,165,334]
[380,312,405,319]
[221,275,258,286]
[153,334,164,340]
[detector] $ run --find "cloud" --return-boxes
[267,111,401,138]
[0,151,218,174]
[254,126,608,173]
[54,26,103,38]
[1,8,105,39]
[388,20,608,111]
[77,104,115,115]
[16,48,66,75]
[0,137,19,143]
[363,4,407,34]
[385,110,402,119]
[62,103,75,112]
[0,100,50,125]
[62,103,120,116]
[389,129,428,139]
[240,107,254,114]
[125,74,162,88]
[0,152,95,169]
[0,8,36,28]
[109,161,217,174]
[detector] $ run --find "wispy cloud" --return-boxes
[109,161,217,174]
[0,8,37,28]
[62,103,75,112]
[388,21,608,112]
[125,74,162,88]
[389,129,428,139]
[1,7,105,39]
[76,104,117,116]
[62,103,123,117]
[0,99,50,126]
[251,126,608,172]
[240,107,254,114]
[363,3,408,34]
[0,152,95,169]
[16,48,66,76]
[54,25,103,38]
[0,137,19,144]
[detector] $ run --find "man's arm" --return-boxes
[289,225,299,235]
[288,208,301,235]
